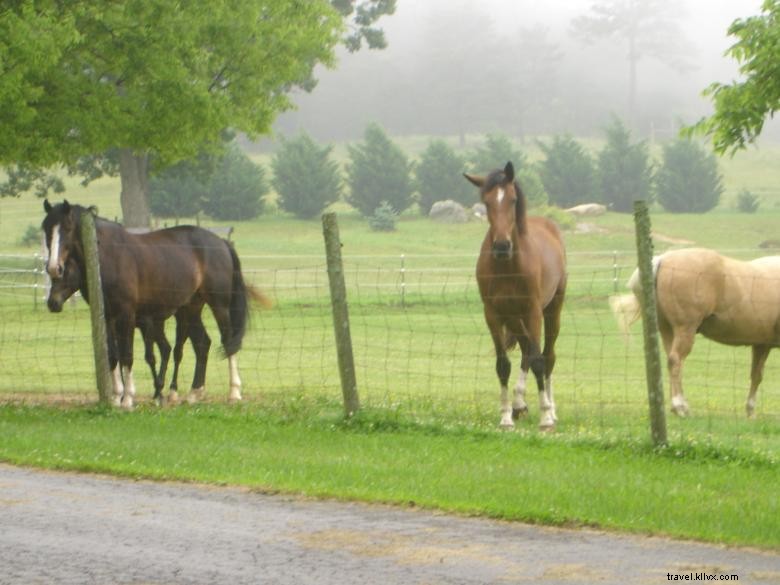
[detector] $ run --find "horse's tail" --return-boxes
[225,244,250,357]
[609,292,641,338]
[608,255,662,340]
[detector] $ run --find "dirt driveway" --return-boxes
[1,463,778,584]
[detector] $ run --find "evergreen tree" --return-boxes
[469,134,526,175]
[597,118,653,212]
[202,145,268,221]
[346,123,413,217]
[656,138,723,213]
[415,140,472,215]
[271,133,342,219]
[537,135,597,208]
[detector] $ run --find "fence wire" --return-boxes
[0,249,777,455]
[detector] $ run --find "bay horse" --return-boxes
[611,247,780,418]
[464,162,567,430]
[46,256,205,403]
[42,199,266,408]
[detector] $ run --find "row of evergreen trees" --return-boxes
[149,118,725,223]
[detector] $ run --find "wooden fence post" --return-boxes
[633,200,668,446]
[80,212,113,404]
[322,212,360,417]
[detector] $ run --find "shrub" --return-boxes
[415,140,473,215]
[469,134,526,175]
[149,164,207,219]
[346,123,414,217]
[736,189,760,213]
[19,225,41,247]
[596,117,654,213]
[656,138,724,213]
[533,205,576,231]
[537,134,597,208]
[271,133,342,219]
[202,145,268,221]
[368,201,397,231]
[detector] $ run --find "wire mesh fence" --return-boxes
[0,248,778,455]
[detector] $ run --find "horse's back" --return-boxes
[657,248,780,345]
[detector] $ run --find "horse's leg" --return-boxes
[137,320,161,404]
[168,312,190,405]
[665,324,695,417]
[209,304,243,402]
[154,320,172,404]
[747,345,770,418]
[542,286,566,424]
[115,312,137,410]
[186,315,212,405]
[106,321,124,407]
[485,309,513,428]
[519,307,553,430]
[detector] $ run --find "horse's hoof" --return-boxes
[671,406,689,417]
[228,389,242,403]
[167,391,179,406]
[538,423,555,433]
[512,406,528,420]
[499,419,515,431]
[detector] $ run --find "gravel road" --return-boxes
[1,463,778,584]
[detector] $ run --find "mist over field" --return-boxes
[273,0,767,144]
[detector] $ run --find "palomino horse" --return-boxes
[42,200,266,408]
[464,162,567,430]
[46,256,206,402]
[611,247,780,418]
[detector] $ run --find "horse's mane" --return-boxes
[484,168,528,234]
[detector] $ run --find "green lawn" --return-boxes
[0,403,777,549]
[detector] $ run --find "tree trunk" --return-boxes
[119,149,151,228]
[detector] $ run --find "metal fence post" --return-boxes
[633,201,667,446]
[80,212,113,404]
[321,212,360,417]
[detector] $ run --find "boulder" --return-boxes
[471,203,487,221]
[429,200,468,224]
[565,203,607,217]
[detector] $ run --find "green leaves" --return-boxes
[689,1,780,153]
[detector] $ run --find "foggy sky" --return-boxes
[272,0,769,143]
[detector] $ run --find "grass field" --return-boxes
[1,137,779,548]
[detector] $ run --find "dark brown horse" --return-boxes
[46,256,204,403]
[465,162,567,430]
[42,200,268,408]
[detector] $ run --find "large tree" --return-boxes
[688,1,780,154]
[0,0,394,226]
[571,0,693,129]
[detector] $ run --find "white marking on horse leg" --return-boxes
[168,390,179,405]
[746,397,757,418]
[500,383,514,429]
[228,355,242,402]
[46,225,61,278]
[111,366,124,407]
[512,370,528,416]
[545,375,557,422]
[187,387,204,404]
[671,394,689,417]
[120,366,135,410]
[538,387,555,430]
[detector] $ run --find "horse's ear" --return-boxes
[504,161,515,183]
[464,173,485,189]
[62,199,71,214]
[44,199,52,213]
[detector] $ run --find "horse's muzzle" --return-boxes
[492,240,513,259]
[47,297,64,313]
